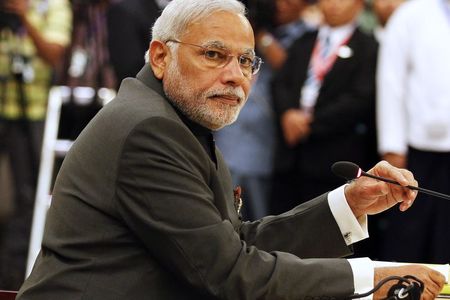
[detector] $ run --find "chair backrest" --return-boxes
[0,290,17,300]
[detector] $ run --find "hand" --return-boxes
[280,109,312,147]
[344,160,418,218]
[382,152,407,169]
[373,265,446,300]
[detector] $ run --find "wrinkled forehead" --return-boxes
[201,40,256,56]
[180,11,255,54]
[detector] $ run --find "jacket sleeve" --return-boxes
[239,194,354,259]
[115,117,355,299]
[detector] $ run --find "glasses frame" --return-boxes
[166,39,263,77]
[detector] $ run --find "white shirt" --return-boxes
[373,26,385,44]
[377,0,450,155]
[329,185,374,299]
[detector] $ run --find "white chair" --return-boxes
[25,86,115,277]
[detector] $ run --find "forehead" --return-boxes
[181,11,255,52]
[374,0,403,5]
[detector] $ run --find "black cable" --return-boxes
[347,275,423,300]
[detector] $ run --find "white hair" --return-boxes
[144,0,247,63]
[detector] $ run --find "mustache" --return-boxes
[204,87,246,103]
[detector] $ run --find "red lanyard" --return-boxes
[310,33,352,81]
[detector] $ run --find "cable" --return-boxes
[347,275,423,300]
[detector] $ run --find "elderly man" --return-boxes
[18,0,444,299]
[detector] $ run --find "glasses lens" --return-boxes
[203,47,228,68]
[201,44,262,77]
[251,56,262,75]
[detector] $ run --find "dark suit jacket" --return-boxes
[272,28,378,180]
[19,66,356,299]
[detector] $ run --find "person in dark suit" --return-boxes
[215,0,313,221]
[270,0,379,214]
[17,0,444,299]
[106,0,169,88]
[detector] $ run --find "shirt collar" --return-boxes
[175,109,212,137]
[319,23,356,47]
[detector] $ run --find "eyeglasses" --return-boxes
[166,39,263,77]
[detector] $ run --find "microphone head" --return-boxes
[331,161,362,181]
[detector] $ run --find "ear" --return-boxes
[149,40,171,80]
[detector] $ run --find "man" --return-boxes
[372,0,405,41]
[107,0,170,89]
[270,0,379,214]
[215,0,312,220]
[18,0,444,299]
[0,0,72,289]
[377,0,450,264]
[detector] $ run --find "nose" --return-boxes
[220,56,248,86]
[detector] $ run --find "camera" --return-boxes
[0,0,21,32]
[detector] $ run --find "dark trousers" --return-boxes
[378,147,450,264]
[0,120,44,290]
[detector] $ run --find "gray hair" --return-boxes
[144,0,247,63]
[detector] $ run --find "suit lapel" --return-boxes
[321,29,359,89]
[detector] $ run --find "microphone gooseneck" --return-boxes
[331,161,450,201]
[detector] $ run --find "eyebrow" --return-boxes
[204,40,255,56]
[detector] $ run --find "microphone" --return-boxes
[331,161,450,201]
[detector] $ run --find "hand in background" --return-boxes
[281,108,312,147]
[382,152,407,169]
[344,160,418,218]
[373,265,445,300]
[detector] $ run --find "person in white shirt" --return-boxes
[377,0,450,264]
[372,0,405,42]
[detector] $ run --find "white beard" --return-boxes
[163,59,246,130]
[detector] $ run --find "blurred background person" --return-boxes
[215,0,313,221]
[371,0,405,41]
[270,0,378,216]
[302,1,323,26]
[0,0,72,289]
[107,0,170,89]
[376,0,450,264]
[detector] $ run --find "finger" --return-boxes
[422,273,446,299]
[424,278,443,295]
[429,270,446,289]
[374,161,410,186]
[400,169,416,186]
[397,181,419,211]
[423,285,440,300]
[358,180,391,202]
[398,190,418,211]
[399,200,412,211]
[397,188,413,211]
